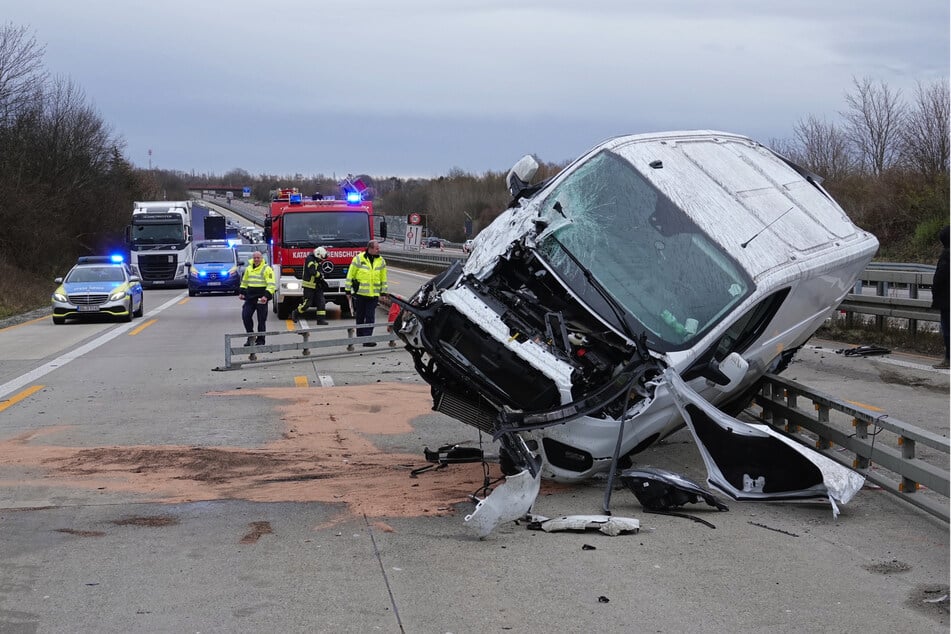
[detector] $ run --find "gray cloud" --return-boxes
[6,0,948,176]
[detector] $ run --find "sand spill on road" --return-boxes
[0,383,507,521]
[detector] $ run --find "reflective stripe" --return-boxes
[241,263,276,293]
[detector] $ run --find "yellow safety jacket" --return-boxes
[240,262,276,299]
[345,252,387,297]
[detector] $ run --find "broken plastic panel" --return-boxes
[464,468,541,538]
[664,369,865,517]
[620,467,728,512]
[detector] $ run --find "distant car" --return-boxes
[51,255,144,324]
[188,242,241,296]
[233,243,268,277]
[462,239,474,253]
[427,237,442,248]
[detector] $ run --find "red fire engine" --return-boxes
[264,179,386,319]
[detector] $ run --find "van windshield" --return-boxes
[535,150,752,350]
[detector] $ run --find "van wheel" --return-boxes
[134,298,144,317]
[276,300,292,320]
[52,316,65,325]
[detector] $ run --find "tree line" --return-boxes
[0,22,947,317]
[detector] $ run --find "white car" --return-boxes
[393,130,878,534]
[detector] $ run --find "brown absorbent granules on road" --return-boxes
[0,383,502,522]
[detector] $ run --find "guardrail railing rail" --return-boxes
[754,373,949,522]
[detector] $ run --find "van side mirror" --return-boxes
[705,352,749,391]
[506,154,540,197]
[379,219,387,239]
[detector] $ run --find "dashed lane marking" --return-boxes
[0,384,45,412]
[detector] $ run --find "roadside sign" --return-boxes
[242,186,251,198]
[408,212,421,225]
[405,225,422,250]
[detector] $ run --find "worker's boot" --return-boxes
[244,336,254,347]
[316,312,329,325]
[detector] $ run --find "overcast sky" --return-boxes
[6,1,949,179]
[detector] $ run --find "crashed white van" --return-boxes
[393,131,878,534]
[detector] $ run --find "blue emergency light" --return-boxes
[289,193,303,204]
[346,191,361,204]
[110,254,125,263]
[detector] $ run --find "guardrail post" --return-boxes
[347,327,355,352]
[225,334,233,369]
[852,418,870,469]
[814,402,832,449]
[784,389,798,433]
[874,280,887,330]
[759,381,775,423]
[899,436,919,493]
[908,280,919,339]
[301,331,310,356]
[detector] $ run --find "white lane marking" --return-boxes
[0,293,186,400]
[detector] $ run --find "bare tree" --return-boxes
[841,77,906,175]
[791,115,856,181]
[0,23,47,125]
[900,79,950,179]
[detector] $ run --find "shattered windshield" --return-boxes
[283,212,369,246]
[535,150,751,350]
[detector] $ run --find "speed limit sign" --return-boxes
[409,212,421,225]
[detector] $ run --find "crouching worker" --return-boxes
[292,247,329,325]
[345,240,387,347]
[239,251,276,346]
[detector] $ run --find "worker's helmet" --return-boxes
[314,247,328,259]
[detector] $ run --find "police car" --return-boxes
[51,255,144,324]
[187,241,241,296]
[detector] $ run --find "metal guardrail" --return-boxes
[215,323,400,370]
[754,373,949,522]
[839,265,938,334]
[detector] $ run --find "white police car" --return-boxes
[51,255,144,324]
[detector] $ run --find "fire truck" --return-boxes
[264,179,386,320]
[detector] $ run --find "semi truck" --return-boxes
[125,201,193,288]
[264,179,386,320]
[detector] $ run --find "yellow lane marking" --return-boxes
[846,400,884,412]
[129,319,158,336]
[0,385,45,412]
[178,298,190,304]
[294,376,308,387]
[285,319,296,330]
[0,315,49,332]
